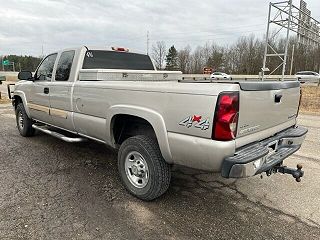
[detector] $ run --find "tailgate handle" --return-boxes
[275,94,282,103]
[44,87,49,94]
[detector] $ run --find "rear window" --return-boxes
[55,50,75,81]
[82,50,154,70]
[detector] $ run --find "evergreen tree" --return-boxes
[165,45,178,70]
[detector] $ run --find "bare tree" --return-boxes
[177,46,191,73]
[182,35,319,75]
[189,46,206,73]
[151,41,167,70]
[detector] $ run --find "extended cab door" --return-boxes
[49,50,76,131]
[29,53,57,123]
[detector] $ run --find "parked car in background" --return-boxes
[295,71,320,83]
[210,72,232,80]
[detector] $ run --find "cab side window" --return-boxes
[55,50,75,81]
[35,54,58,81]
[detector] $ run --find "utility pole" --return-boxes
[289,44,295,75]
[146,31,150,55]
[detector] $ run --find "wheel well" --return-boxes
[13,96,23,109]
[112,114,156,146]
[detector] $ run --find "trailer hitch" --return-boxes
[266,164,304,182]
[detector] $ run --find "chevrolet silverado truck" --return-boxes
[8,46,307,201]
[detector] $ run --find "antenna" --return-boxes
[147,31,150,55]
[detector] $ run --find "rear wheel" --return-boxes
[15,103,35,137]
[118,135,171,201]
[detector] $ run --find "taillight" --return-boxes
[111,47,129,52]
[212,92,239,141]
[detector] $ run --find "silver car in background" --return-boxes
[295,71,320,83]
[210,72,232,80]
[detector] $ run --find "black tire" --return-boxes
[15,103,35,137]
[118,135,171,201]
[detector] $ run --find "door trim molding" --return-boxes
[50,108,68,119]
[29,103,50,114]
[28,103,68,119]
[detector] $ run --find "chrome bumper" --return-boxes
[221,126,308,178]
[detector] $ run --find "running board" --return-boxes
[32,124,87,143]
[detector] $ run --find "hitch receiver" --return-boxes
[267,164,304,182]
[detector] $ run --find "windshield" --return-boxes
[82,50,154,70]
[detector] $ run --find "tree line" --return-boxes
[151,35,320,75]
[1,55,41,72]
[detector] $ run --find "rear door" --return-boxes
[29,53,57,123]
[49,50,76,131]
[236,81,300,138]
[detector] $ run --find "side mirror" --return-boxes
[18,71,33,81]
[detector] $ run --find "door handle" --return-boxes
[44,87,49,94]
[275,94,282,103]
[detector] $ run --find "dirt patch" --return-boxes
[300,85,320,114]
[1,76,18,81]
[0,98,11,104]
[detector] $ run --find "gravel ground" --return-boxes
[0,104,320,240]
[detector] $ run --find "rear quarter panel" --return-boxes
[72,81,239,166]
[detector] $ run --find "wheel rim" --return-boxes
[18,111,24,130]
[124,151,149,188]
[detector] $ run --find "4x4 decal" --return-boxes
[179,115,210,130]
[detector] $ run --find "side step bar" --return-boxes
[32,124,87,143]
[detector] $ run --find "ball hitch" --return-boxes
[272,164,304,182]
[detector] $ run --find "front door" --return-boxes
[29,53,57,123]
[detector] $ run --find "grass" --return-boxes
[300,85,320,114]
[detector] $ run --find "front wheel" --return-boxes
[15,103,35,137]
[118,135,171,201]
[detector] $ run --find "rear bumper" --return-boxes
[221,126,308,178]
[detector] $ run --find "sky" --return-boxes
[0,0,319,56]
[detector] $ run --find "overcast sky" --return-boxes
[0,0,319,56]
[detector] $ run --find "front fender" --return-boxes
[107,105,173,163]
[13,91,31,117]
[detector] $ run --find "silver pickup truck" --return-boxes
[9,46,307,200]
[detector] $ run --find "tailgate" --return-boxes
[236,81,300,138]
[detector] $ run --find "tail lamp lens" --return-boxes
[213,92,239,141]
